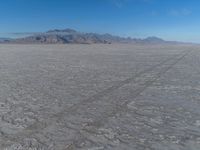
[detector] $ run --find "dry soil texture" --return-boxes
[0,44,200,150]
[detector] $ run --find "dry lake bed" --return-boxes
[0,44,200,150]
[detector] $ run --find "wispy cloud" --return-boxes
[169,8,191,17]
[110,0,130,8]
[150,10,158,16]
[110,0,152,8]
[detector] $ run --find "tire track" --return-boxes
[1,50,189,149]
[92,50,189,126]
[64,50,190,149]
[52,51,188,120]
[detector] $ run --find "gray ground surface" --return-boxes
[0,44,200,150]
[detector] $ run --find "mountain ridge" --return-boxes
[0,37,12,43]
[2,28,179,44]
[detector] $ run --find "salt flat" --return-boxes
[0,44,200,150]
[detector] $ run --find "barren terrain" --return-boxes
[0,44,200,150]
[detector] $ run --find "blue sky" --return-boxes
[0,0,200,42]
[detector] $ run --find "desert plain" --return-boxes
[0,44,200,150]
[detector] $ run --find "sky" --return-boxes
[0,0,200,42]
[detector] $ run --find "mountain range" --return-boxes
[1,29,176,44]
[0,38,12,43]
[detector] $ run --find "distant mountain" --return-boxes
[6,28,174,44]
[0,37,12,43]
[46,28,77,34]
[143,36,165,43]
[13,29,112,44]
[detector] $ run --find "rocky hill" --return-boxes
[0,38,12,43]
[4,28,172,44]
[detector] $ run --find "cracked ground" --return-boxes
[0,44,200,150]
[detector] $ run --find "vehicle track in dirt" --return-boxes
[62,50,190,149]
[1,49,189,149]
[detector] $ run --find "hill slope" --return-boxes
[7,28,172,44]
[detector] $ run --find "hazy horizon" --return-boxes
[0,0,200,43]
